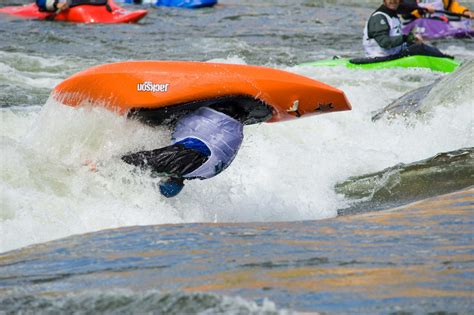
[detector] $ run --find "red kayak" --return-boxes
[0,1,147,23]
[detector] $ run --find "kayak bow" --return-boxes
[299,55,460,73]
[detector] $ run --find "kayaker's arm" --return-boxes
[439,0,473,18]
[54,0,70,14]
[448,0,474,19]
[36,0,69,12]
[445,0,468,15]
[367,14,406,50]
[464,11,474,18]
[121,144,209,178]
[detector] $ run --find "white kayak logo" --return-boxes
[137,81,170,92]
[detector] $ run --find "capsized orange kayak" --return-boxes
[53,61,351,124]
[0,1,147,24]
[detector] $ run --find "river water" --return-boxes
[0,0,473,313]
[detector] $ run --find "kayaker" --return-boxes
[121,107,244,198]
[36,0,113,13]
[415,0,474,19]
[36,0,70,12]
[363,0,452,58]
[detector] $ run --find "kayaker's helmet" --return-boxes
[159,177,184,198]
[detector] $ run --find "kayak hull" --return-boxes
[114,0,217,8]
[402,18,474,39]
[299,55,460,73]
[0,1,147,23]
[53,61,351,124]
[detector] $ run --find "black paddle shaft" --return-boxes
[433,9,470,19]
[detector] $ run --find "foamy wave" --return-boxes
[0,290,295,315]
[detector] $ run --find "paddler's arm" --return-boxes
[443,0,474,19]
[446,0,467,14]
[367,14,408,49]
[56,0,69,11]
[464,11,474,18]
[121,143,209,178]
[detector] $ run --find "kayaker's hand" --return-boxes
[414,34,424,43]
[464,11,474,19]
[56,1,69,11]
[407,32,424,44]
[406,32,417,44]
[422,4,435,14]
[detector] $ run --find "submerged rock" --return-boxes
[371,81,437,121]
[335,147,474,213]
[372,60,474,121]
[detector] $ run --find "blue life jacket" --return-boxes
[37,0,108,11]
[172,107,244,179]
[174,138,211,157]
[36,0,58,12]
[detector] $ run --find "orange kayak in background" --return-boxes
[0,1,147,24]
[53,61,351,125]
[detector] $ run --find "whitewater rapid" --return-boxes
[1,50,473,253]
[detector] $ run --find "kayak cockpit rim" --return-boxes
[127,94,274,126]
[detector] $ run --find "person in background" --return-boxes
[36,0,70,12]
[121,107,244,198]
[363,0,452,58]
[36,0,111,13]
[414,0,474,19]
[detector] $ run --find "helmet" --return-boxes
[159,178,184,198]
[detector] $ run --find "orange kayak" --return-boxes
[53,61,351,124]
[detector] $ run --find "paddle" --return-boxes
[433,9,472,19]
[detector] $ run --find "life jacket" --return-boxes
[172,107,244,179]
[36,0,58,12]
[418,0,446,17]
[363,10,404,57]
[36,0,108,11]
[412,0,468,17]
[68,0,108,7]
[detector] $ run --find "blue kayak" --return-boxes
[115,0,217,8]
